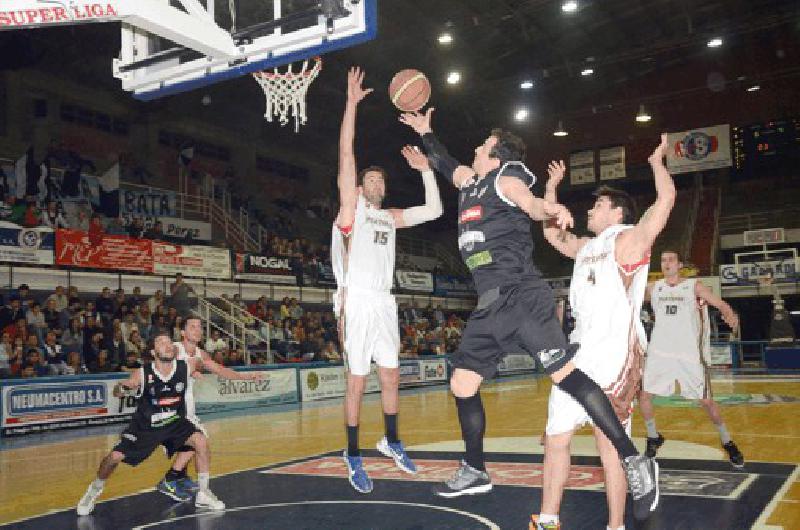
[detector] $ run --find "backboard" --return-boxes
[116,0,376,101]
[0,0,376,101]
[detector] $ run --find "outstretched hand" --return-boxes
[543,202,574,231]
[347,66,373,104]
[401,145,431,172]
[648,133,669,165]
[398,108,434,135]
[546,160,567,188]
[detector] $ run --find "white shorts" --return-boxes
[341,288,399,376]
[545,342,636,436]
[643,353,710,400]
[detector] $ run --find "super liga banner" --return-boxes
[1,376,137,436]
[667,124,732,174]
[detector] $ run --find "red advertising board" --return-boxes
[55,229,153,272]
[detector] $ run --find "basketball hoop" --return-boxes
[252,57,322,133]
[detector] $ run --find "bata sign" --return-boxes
[0,2,120,28]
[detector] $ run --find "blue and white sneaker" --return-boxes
[376,436,417,474]
[343,450,373,493]
[156,479,192,502]
[177,476,199,492]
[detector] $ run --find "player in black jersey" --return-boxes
[76,330,225,516]
[400,109,659,520]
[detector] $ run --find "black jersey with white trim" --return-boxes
[457,163,541,296]
[131,359,189,431]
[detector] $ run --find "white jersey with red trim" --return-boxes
[174,341,201,424]
[331,194,396,313]
[568,224,649,382]
[648,278,708,362]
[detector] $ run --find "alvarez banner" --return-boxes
[235,253,296,284]
[191,370,298,414]
[396,270,433,293]
[667,124,732,174]
[0,223,54,265]
[152,243,231,279]
[1,376,136,436]
[56,229,152,271]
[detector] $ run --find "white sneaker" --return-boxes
[76,484,103,516]
[195,488,225,511]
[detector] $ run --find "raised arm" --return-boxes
[540,160,590,259]
[616,134,676,265]
[390,145,443,229]
[398,109,475,188]
[335,67,373,230]
[695,281,739,329]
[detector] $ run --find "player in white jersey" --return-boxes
[639,250,744,467]
[156,317,261,500]
[532,134,675,530]
[333,67,443,493]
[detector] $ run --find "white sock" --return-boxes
[91,478,105,490]
[645,418,658,439]
[198,472,210,490]
[539,513,559,525]
[607,526,624,530]
[717,423,732,445]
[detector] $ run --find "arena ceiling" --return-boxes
[1,0,799,211]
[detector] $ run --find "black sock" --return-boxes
[556,369,638,459]
[347,425,360,456]
[176,466,188,479]
[165,468,182,482]
[455,392,486,471]
[384,413,399,444]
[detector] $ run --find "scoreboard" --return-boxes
[733,117,800,174]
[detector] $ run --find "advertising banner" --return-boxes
[56,229,153,271]
[433,275,474,296]
[234,253,297,284]
[0,223,54,264]
[396,270,434,292]
[569,150,595,185]
[420,358,447,382]
[667,124,732,174]
[1,377,136,436]
[152,243,231,279]
[191,370,298,413]
[120,188,177,217]
[599,146,626,180]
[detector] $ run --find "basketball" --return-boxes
[389,69,431,112]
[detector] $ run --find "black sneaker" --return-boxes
[645,433,665,458]
[623,455,660,520]
[723,441,745,468]
[432,461,492,498]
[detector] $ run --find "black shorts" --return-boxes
[113,418,200,466]
[450,280,577,379]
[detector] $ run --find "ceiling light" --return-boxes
[707,37,723,48]
[581,68,594,76]
[438,33,453,45]
[553,120,568,137]
[562,1,578,13]
[520,80,534,89]
[446,71,461,85]
[635,104,652,123]
[514,108,529,122]
[747,84,761,92]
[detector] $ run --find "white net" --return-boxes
[252,57,322,133]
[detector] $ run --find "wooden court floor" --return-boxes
[1,373,798,528]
